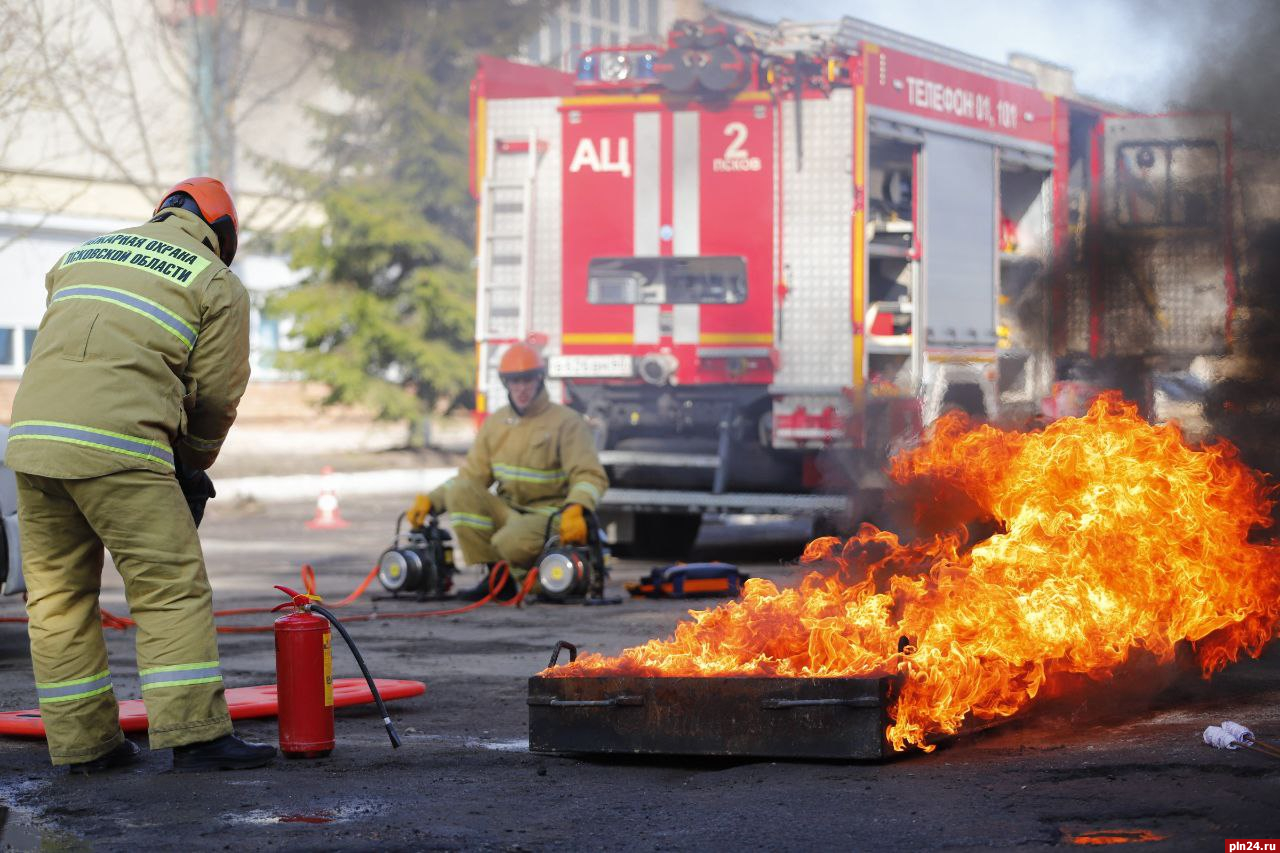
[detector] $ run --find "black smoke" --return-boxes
[1138,0,1280,498]
[1154,0,1280,152]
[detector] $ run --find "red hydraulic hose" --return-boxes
[3,560,538,634]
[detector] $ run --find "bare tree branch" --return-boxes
[96,0,164,185]
[7,0,336,237]
[28,1,154,199]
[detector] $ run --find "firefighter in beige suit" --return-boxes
[5,178,275,773]
[406,343,608,599]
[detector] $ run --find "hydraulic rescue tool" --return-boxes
[535,509,620,605]
[376,513,456,600]
[273,586,402,758]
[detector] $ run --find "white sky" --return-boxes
[717,0,1218,111]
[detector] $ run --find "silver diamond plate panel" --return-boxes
[775,90,854,389]
[1062,267,1091,355]
[1099,238,1228,357]
[1062,239,1228,359]
[1091,113,1230,359]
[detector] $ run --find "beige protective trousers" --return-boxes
[446,479,552,581]
[17,469,233,765]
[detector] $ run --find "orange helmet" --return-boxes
[154,177,239,265]
[498,342,546,382]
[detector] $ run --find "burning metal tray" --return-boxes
[528,672,895,760]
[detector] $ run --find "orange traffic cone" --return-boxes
[306,466,349,529]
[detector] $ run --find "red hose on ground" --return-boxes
[3,561,538,634]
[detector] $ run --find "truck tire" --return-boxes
[614,511,702,560]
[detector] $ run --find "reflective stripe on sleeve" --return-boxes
[567,482,602,503]
[181,433,223,452]
[10,421,174,468]
[138,661,222,691]
[451,512,494,530]
[52,285,197,349]
[36,669,113,704]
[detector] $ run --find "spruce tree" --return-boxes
[270,0,553,436]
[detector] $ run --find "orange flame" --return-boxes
[550,395,1280,751]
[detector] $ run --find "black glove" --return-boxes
[174,454,216,527]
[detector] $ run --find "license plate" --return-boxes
[548,354,635,379]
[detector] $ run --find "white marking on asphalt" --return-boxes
[466,737,530,752]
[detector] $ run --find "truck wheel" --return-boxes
[615,512,702,560]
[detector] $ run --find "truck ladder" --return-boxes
[476,131,541,408]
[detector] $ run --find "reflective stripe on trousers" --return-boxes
[36,669,113,704]
[139,661,222,691]
[452,512,495,530]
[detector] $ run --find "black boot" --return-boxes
[457,565,504,601]
[494,572,521,601]
[67,738,141,775]
[172,733,276,772]
[457,579,489,601]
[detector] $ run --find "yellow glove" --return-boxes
[559,504,587,545]
[406,494,433,527]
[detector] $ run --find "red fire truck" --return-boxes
[468,17,1234,555]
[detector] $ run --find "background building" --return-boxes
[0,0,352,410]
[0,1,705,417]
[521,0,680,69]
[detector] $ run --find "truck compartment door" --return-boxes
[922,132,997,349]
[1098,114,1231,357]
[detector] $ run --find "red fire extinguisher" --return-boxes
[273,586,401,758]
[274,589,334,758]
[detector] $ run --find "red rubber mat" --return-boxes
[0,678,425,738]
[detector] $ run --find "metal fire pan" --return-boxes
[528,674,894,760]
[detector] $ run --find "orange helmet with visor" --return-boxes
[154,176,239,265]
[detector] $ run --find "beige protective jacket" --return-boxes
[5,208,250,477]
[431,389,608,514]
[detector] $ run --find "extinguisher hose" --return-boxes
[308,603,402,749]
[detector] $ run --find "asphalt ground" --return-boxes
[0,495,1278,852]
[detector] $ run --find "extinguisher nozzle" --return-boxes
[384,717,402,749]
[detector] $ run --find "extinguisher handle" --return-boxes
[273,584,321,612]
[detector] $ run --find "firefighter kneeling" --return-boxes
[405,342,608,600]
